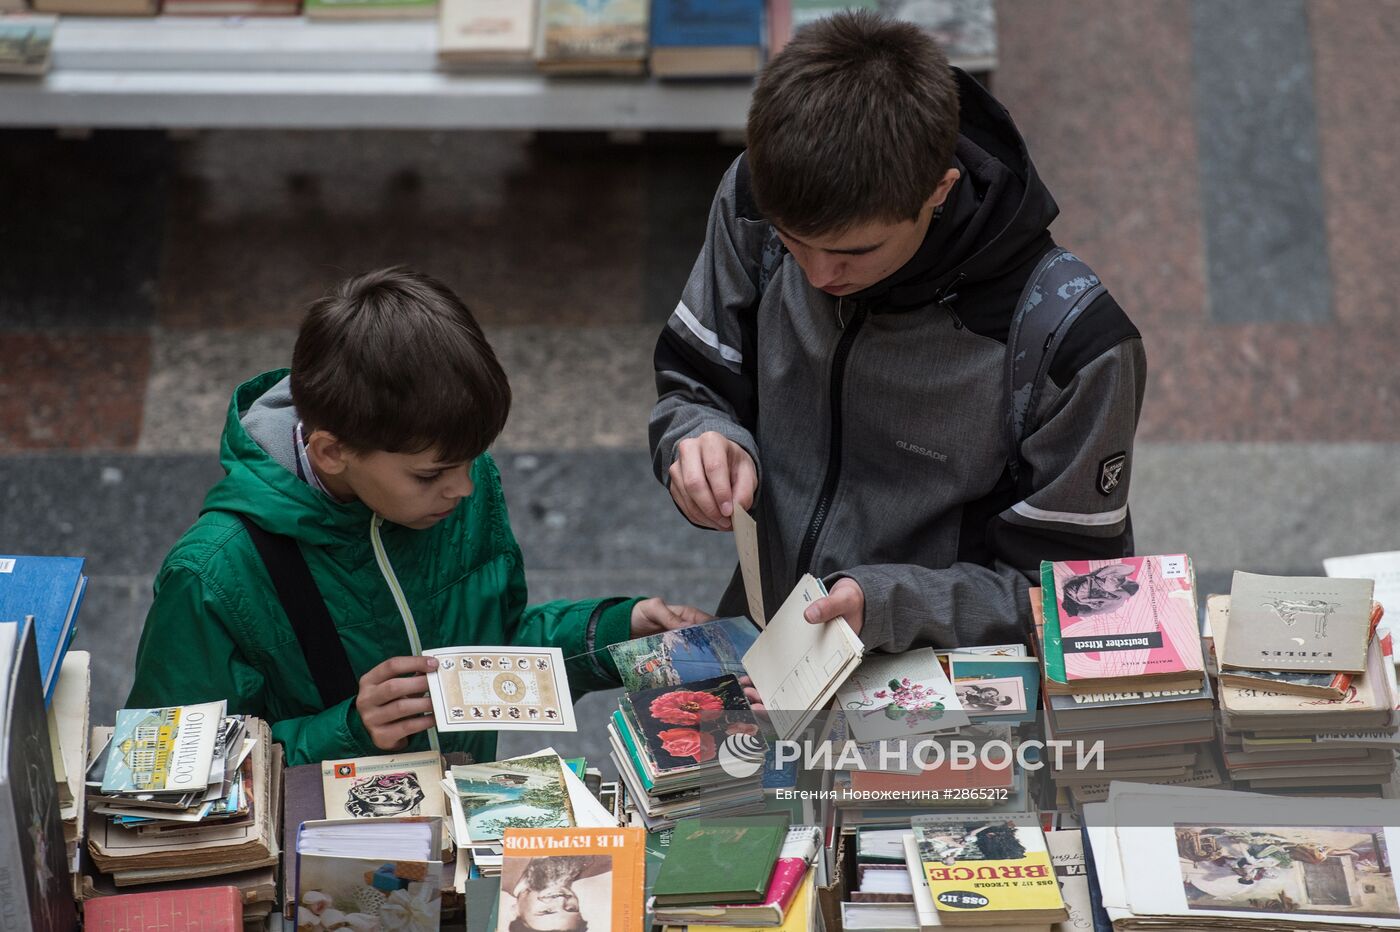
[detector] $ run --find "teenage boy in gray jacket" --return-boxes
[649,11,1146,652]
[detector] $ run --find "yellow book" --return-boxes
[917,820,1067,926]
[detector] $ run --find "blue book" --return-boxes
[650,0,763,48]
[0,555,86,705]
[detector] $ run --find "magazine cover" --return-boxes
[836,648,968,742]
[917,820,1066,921]
[101,700,225,794]
[607,616,759,692]
[1049,555,1203,683]
[321,750,445,821]
[448,755,574,843]
[1224,572,1376,673]
[498,827,646,932]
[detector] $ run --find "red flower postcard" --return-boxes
[622,674,764,772]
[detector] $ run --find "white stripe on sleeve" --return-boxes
[672,300,743,365]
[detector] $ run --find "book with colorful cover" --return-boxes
[917,820,1067,924]
[836,647,968,742]
[320,751,444,821]
[620,674,764,775]
[101,701,225,795]
[608,616,759,692]
[447,755,574,843]
[498,826,646,932]
[294,818,442,930]
[1042,555,1203,688]
[539,0,649,71]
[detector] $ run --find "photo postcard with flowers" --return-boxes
[622,674,766,773]
[836,648,970,743]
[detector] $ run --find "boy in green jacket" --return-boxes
[127,267,708,766]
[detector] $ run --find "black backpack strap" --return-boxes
[1005,247,1106,493]
[233,513,359,709]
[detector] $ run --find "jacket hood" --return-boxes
[852,68,1060,310]
[202,369,378,546]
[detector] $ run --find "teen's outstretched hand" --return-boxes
[630,598,713,637]
[356,655,438,751]
[668,431,757,531]
[803,577,865,638]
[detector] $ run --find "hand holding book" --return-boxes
[354,655,439,752]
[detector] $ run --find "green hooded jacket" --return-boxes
[127,370,638,766]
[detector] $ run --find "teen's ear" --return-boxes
[927,167,961,211]
[305,429,352,476]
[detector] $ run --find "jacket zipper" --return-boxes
[796,297,868,578]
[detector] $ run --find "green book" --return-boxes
[303,0,435,18]
[1039,561,1067,684]
[651,813,791,906]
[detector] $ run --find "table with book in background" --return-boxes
[7,544,1400,930]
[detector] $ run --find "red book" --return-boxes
[83,886,242,932]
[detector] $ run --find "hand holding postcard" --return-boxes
[424,646,575,732]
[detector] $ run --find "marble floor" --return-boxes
[3,0,1399,767]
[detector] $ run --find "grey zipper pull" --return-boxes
[836,296,846,329]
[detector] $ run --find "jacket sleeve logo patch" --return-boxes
[1098,452,1127,496]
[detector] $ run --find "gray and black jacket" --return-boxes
[649,70,1146,652]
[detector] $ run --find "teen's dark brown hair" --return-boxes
[291,267,511,463]
[746,10,960,237]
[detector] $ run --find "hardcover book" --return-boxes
[1223,571,1375,673]
[1043,555,1204,689]
[0,618,75,932]
[294,818,442,931]
[917,820,1067,925]
[539,0,649,73]
[82,886,242,931]
[651,813,791,907]
[0,554,86,704]
[836,647,967,742]
[321,750,444,821]
[302,0,435,20]
[608,616,759,692]
[652,825,820,925]
[447,754,574,843]
[649,0,763,78]
[498,826,647,932]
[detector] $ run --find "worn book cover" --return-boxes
[608,616,759,692]
[652,813,790,906]
[101,700,225,795]
[498,826,646,932]
[1224,571,1375,673]
[836,647,968,742]
[321,750,444,821]
[1046,555,1203,685]
[540,0,648,66]
[424,646,575,732]
[437,0,535,58]
[83,886,241,931]
[448,754,573,843]
[918,820,1067,923]
[1213,594,1381,697]
[1046,830,1091,932]
[621,674,764,774]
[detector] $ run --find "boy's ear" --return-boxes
[305,429,352,476]
[928,167,962,211]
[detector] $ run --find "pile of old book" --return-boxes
[1033,554,1223,807]
[1212,572,1399,794]
[1084,781,1400,930]
[651,815,826,931]
[83,702,281,925]
[49,650,91,900]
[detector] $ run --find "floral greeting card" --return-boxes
[621,674,766,773]
[836,648,969,742]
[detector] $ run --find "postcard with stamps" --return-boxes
[424,646,576,732]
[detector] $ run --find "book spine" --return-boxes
[1039,563,1066,683]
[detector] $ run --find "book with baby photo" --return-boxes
[497,826,646,932]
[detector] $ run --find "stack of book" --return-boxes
[84,705,282,925]
[1034,555,1222,806]
[653,823,822,928]
[1084,781,1400,930]
[1212,572,1398,794]
[49,650,91,897]
[609,673,769,830]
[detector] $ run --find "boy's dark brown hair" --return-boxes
[291,267,511,464]
[746,10,960,238]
